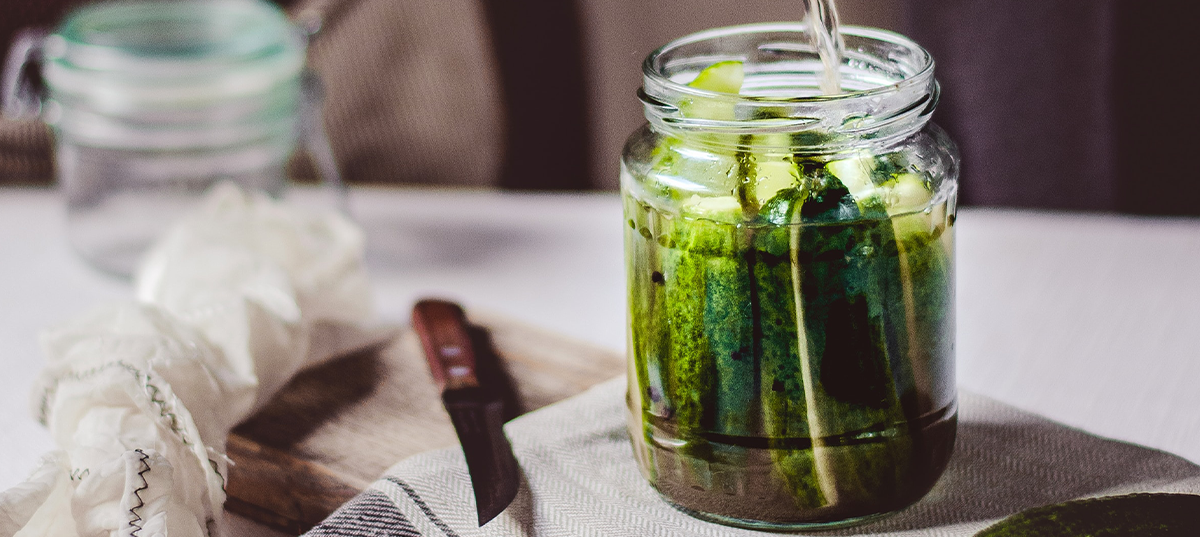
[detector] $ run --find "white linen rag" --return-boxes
[0,184,375,537]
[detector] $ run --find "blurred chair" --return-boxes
[904,0,1196,215]
[288,0,591,190]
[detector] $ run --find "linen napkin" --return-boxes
[305,376,1200,537]
[0,184,375,537]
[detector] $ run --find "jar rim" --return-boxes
[48,0,297,71]
[640,22,938,147]
[40,0,305,109]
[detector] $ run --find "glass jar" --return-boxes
[3,0,335,276]
[622,23,960,530]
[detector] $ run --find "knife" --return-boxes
[412,299,520,526]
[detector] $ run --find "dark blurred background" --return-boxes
[1,0,1195,215]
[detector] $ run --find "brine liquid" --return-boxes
[804,0,844,94]
[624,194,957,527]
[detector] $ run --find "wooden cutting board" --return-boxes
[224,311,626,534]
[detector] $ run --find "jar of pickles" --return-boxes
[622,23,960,529]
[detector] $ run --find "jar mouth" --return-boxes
[641,22,937,148]
[49,0,297,71]
[42,0,304,107]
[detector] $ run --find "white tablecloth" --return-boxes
[2,187,1198,535]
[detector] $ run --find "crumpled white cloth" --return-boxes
[0,184,374,537]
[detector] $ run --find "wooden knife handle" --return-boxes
[412,299,480,392]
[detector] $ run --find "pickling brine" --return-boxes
[622,22,960,529]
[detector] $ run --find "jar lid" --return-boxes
[42,0,305,109]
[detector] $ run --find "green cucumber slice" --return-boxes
[788,175,916,505]
[681,60,743,121]
[825,153,878,202]
[662,240,714,449]
[753,190,825,508]
[889,173,932,214]
[648,61,747,201]
[688,60,744,93]
[755,160,802,206]
[976,493,1200,536]
[681,195,743,221]
[705,250,755,438]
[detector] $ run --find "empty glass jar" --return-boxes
[3,0,327,276]
[622,23,960,530]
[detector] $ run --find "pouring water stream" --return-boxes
[804,0,844,95]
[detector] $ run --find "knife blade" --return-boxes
[412,299,520,526]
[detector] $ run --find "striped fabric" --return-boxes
[304,377,1200,537]
[306,490,422,537]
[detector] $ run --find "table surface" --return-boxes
[3,186,1199,536]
